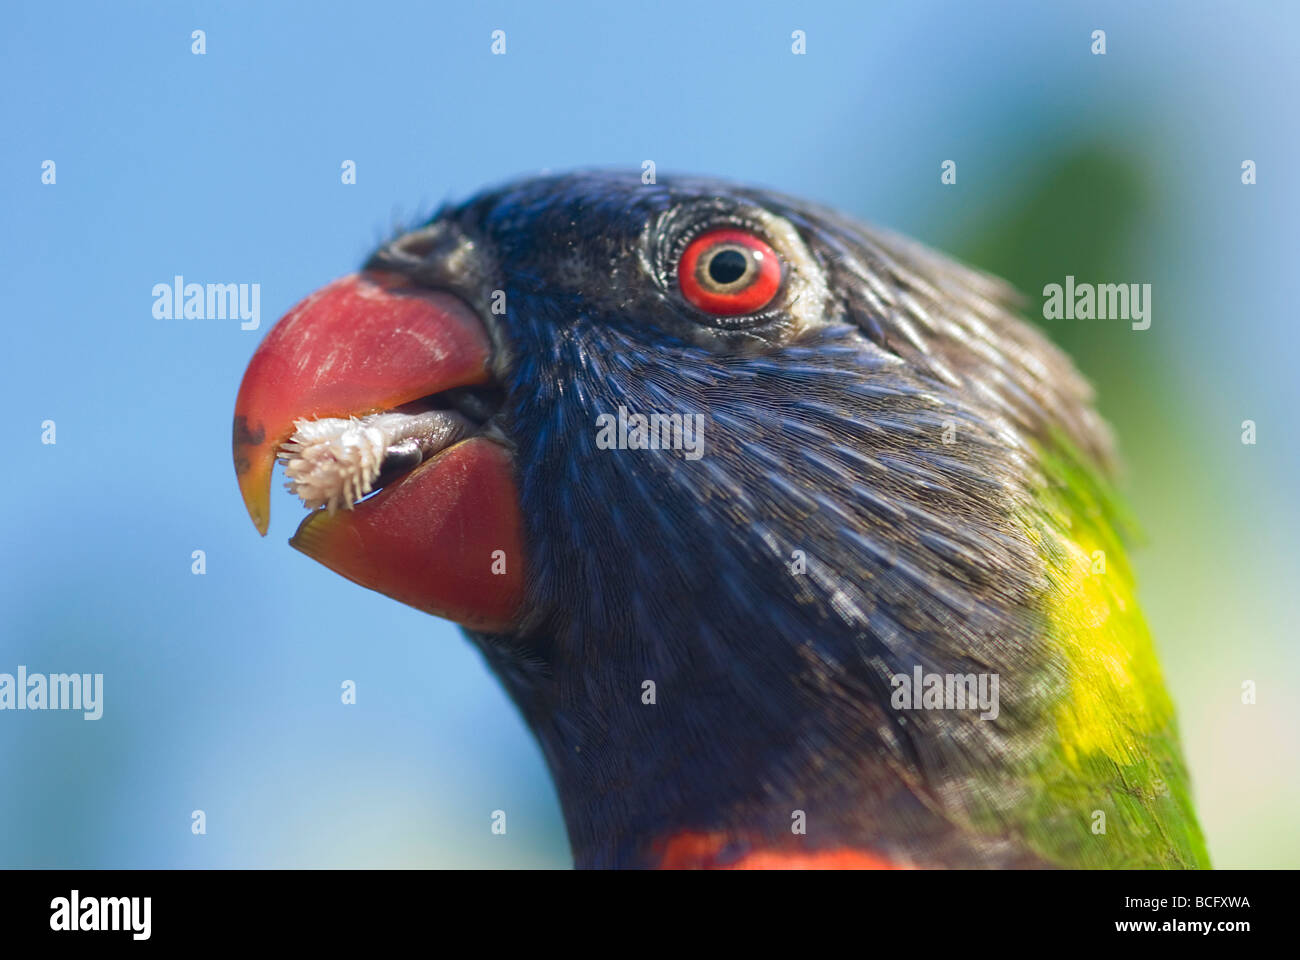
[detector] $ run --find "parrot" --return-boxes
[232,171,1209,869]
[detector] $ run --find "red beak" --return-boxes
[233,271,524,632]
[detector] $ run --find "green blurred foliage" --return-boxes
[949,143,1161,424]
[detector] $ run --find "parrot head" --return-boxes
[233,172,1207,869]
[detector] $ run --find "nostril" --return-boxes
[393,229,441,260]
[366,227,447,272]
[366,220,485,295]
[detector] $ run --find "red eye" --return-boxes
[678,229,782,316]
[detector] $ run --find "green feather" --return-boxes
[1011,435,1209,867]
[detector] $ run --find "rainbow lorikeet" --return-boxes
[233,172,1209,869]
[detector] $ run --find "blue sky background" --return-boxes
[2,1,1297,867]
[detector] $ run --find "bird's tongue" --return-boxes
[232,271,524,632]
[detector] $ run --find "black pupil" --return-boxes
[707,248,749,285]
